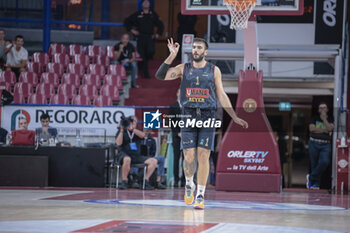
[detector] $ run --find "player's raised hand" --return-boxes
[167,38,180,57]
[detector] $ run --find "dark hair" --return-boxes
[318,102,328,108]
[193,38,209,50]
[15,35,24,41]
[0,29,4,33]
[40,113,50,121]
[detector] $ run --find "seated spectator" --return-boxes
[115,115,157,190]
[11,117,35,146]
[18,117,28,130]
[5,35,28,77]
[142,129,166,189]
[36,113,58,145]
[0,29,10,69]
[113,33,138,88]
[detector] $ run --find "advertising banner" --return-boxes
[315,0,344,44]
[0,105,135,136]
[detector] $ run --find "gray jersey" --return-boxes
[180,62,217,109]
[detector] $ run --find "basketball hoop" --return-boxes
[224,0,257,30]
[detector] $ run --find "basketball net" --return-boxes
[224,0,257,30]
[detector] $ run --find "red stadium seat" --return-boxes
[67,63,85,76]
[107,64,127,80]
[61,73,81,87]
[53,53,70,67]
[68,44,84,57]
[94,55,110,66]
[106,46,114,59]
[50,94,70,105]
[87,45,104,58]
[82,74,102,88]
[49,43,66,56]
[18,72,39,87]
[13,93,25,103]
[36,83,55,96]
[27,62,43,75]
[0,71,16,85]
[14,83,33,98]
[57,83,77,97]
[93,95,113,107]
[72,95,91,105]
[32,52,50,66]
[88,64,106,76]
[73,54,90,67]
[40,72,60,88]
[100,85,120,102]
[103,74,123,91]
[47,63,65,76]
[28,93,48,104]
[79,84,98,97]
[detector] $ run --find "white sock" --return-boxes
[196,185,206,198]
[185,176,194,188]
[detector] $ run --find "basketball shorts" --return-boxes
[180,107,216,151]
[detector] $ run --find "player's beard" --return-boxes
[192,52,205,62]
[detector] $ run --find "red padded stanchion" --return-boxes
[335,138,349,194]
[216,69,281,192]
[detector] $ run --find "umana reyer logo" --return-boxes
[143,110,161,129]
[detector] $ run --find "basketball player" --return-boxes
[155,38,248,209]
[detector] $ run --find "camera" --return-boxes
[120,116,133,129]
[0,89,13,106]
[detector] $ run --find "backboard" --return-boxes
[181,0,304,16]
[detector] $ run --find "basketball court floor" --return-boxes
[0,187,349,233]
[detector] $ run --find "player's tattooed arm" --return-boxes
[155,63,183,80]
[164,63,184,80]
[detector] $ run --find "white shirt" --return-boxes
[6,44,28,66]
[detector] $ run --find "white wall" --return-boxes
[236,24,315,45]
[236,23,317,78]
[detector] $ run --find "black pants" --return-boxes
[10,67,21,79]
[137,34,155,78]
[172,134,184,185]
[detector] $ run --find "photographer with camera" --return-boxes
[115,115,157,190]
